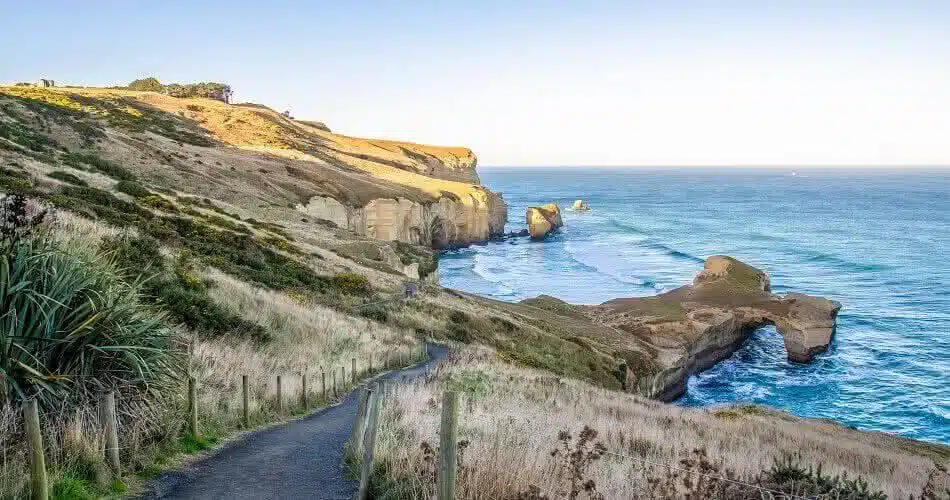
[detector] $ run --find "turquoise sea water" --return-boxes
[439,167,950,444]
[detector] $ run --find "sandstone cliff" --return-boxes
[526,203,563,239]
[0,86,505,248]
[592,256,841,400]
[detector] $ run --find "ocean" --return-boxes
[439,167,950,444]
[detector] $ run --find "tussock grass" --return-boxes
[0,206,422,498]
[371,348,948,499]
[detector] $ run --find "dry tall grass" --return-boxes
[193,269,418,417]
[0,215,421,498]
[372,348,949,499]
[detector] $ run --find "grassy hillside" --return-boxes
[0,84,635,498]
[369,347,950,499]
[1,83,947,499]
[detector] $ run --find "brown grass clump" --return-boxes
[371,348,949,499]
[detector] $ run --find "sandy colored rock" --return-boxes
[526,203,563,240]
[586,256,840,401]
[0,86,506,248]
[571,199,591,211]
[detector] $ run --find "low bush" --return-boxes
[331,272,371,295]
[393,240,437,278]
[0,165,33,192]
[101,234,270,342]
[47,170,87,186]
[61,152,136,181]
[0,119,59,152]
[115,180,152,198]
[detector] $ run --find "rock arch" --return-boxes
[428,216,448,248]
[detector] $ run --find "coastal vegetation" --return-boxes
[125,77,232,102]
[367,347,948,499]
[0,82,947,498]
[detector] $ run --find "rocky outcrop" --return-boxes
[588,256,841,401]
[298,190,507,248]
[526,203,563,240]
[46,85,505,249]
[571,199,591,211]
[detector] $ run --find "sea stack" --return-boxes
[526,203,563,239]
[571,199,591,211]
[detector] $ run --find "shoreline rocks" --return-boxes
[526,203,563,239]
[595,256,841,400]
[570,199,591,211]
[510,255,841,402]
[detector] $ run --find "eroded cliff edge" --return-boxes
[506,256,840,402]
[0,86,506,248]
[594,256,841,400]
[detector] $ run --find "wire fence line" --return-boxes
[601,449,815,500]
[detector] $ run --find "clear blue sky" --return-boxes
[4,1,950,166]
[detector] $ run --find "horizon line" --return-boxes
[478,164,950,169]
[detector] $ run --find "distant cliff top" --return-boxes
[0,85,482,194]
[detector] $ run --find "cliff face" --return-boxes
[298,190,506,248]
[592,256,841,401]
[0,86,505,248]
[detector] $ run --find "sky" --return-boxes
[3,1,950,167]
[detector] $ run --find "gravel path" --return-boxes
[141,344,447,500]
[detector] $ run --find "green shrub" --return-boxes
[757,455,887,500]
[126,77,164,92]
[393,240,437,278]
[444,370,493,400]
[115,180,152,198]
[331,273,371,295]
[61,152,137,181]
[446,310,483,342]
[47,170,87,186]
[101,234,270,343]
[0,166,33,192]
[0,202,173,407]
[645,449,889,499]
[51,473,95,500]
[48,185,153,226]
[139,194,179,213]
[0,119,59,152]
[357,302,389,323]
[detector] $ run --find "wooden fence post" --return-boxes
[23,399,48,500]
[438,391,460,500]
[301,373,309,408]
[276,375,283,414]
[378,379,388,408]
[357,385,381,500]
[340,366,346,392]
[242,375,250,427]
[321,370,327,399]
[351,357,357,385]
[100,392,120,478]
[349,388,370,455]
[368,354,373,374]
[188,376,199,440]
[332,370,337,397]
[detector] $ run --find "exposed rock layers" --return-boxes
[508,256,841,402]
[526,203,563,239]
[16,86,507,249]
[594,256,841,400]
[298,190,507,248]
